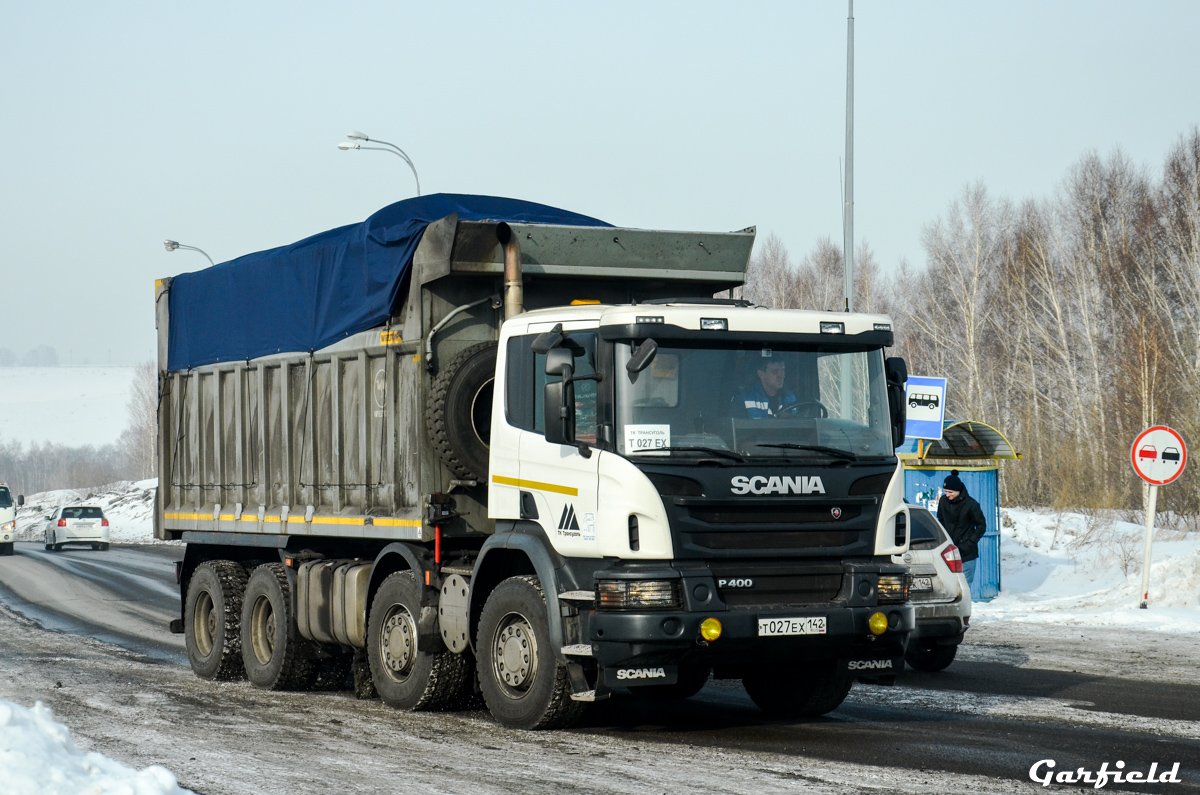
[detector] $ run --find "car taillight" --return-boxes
[58,519,67,527]
[101,518,109,527]
[941,544,963,573]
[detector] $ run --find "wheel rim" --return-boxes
[249,593,276,665]
[379,604,417,683]
[193,591,215,656]
[470,378,494,450]
[491,611,537,696]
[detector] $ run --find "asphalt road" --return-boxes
[0,542,1197,794]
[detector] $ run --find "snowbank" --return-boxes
[0,700,190,795]
[0,366,137,447]
[15,479,159,544]
[974,508,1200,633]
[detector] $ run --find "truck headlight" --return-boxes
[596,580,681,610]
[877,574,909,604]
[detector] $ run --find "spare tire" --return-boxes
[427,342,497,482]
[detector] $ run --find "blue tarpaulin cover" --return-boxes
[167,194,611,371]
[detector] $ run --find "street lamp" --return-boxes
[337,130,421,196]
[164,240,216,267]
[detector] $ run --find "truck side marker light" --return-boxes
[425,571,431,586]
[700,617,722,641]
[868,612,888,636]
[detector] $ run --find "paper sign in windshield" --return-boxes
[625,424,670,454]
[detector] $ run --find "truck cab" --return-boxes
[0,483,22,556]
[474,301,913,721]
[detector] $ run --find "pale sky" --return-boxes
[2,1,1198,365]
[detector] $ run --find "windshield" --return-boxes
[615,341,893,461]
[0,487,10,509]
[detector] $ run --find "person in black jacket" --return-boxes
[936,470,987,586]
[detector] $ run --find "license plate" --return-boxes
[911,576,933,592]
[74,522,94,529]
[758,616,826,636]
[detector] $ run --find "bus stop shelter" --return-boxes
[896,420,1021,602]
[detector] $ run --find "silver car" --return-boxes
[894,506,971,671]
[44,505,111,551]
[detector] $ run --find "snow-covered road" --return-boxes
[0,543,1198,794]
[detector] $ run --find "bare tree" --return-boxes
[119,362,158,480]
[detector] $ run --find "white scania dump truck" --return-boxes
[156,194,914,729]
[0,483,21,556]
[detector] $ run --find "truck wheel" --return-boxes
[477,575,586,730]
[427,342,497,482]
[743,661,854,718]
[185,560,248,681]
[635,665,711,701]
[906,641,958,672]
[367,570,472,711]
[0,542,13,556]
[241,563,314,690]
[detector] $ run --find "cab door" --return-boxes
[503,328,602,557]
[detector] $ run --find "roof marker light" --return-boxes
[820,322,845,334]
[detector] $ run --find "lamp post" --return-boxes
[163,240,215,267]
[338,131,421,196]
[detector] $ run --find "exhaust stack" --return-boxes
[497,223,523,320]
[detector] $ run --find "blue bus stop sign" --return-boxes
[905,376,947,440]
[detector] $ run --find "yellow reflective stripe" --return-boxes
[167,512,420,527]
[310,516,365,526]
[374,518,423,527]
[217,514,236,521]
[241,515,258,522]
[164,512,207,521]
[491,475,579,497]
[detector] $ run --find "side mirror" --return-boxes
[543,347,576,446]
[884,357,908,449]
[531,323,564,355]
[626,338,659,374]
[17,495,24,507]
[544,347,575,378]
[543,379,575,445]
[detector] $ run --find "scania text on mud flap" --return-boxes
[156,194,915,730]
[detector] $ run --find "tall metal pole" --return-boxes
[843,0,855,313]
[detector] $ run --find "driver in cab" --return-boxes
[735,354,796,418]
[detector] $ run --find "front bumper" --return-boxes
[589,602,914,671]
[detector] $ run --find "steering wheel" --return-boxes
[773,399,828,419]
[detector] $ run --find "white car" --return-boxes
[0,483,19,556]
[893,506,971,671]
[44,506,111,551]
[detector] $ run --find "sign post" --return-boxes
[1129,425,1187,608]
[905,376,947,444]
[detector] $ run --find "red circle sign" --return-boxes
[1130,426,1187,485]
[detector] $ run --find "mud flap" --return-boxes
[842,655,903,685]
[603,664,679,688]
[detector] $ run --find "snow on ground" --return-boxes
[974,507,1200,633]
[0,699,190,795]
[14,479,159,544]
[0,366,136,447]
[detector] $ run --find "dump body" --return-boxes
[155,215,755,545]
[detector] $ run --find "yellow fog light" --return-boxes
[868,612,888,636]
[699,617,723,641]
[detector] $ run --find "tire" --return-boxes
[91,543,100,551]
[352,647,378,700]
[367,571,473,711]
[634,665,711,701]
[99,543,110,551]
[477,575,586,730]
[906,641,958,672]
[427,342,497,481]
[0,543,13,556]
[241,563,314,690]
[185,560,248,681]
[45,531,55,552]
[743,661,854,719]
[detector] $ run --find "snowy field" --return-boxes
[0,366,137,447]
[976,507,1200,633]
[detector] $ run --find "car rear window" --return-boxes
[908,509,945,547]
[62,507,104,519]
[0,487,11,509]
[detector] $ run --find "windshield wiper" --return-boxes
[755,443,858,461]
[633,446,745,462]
